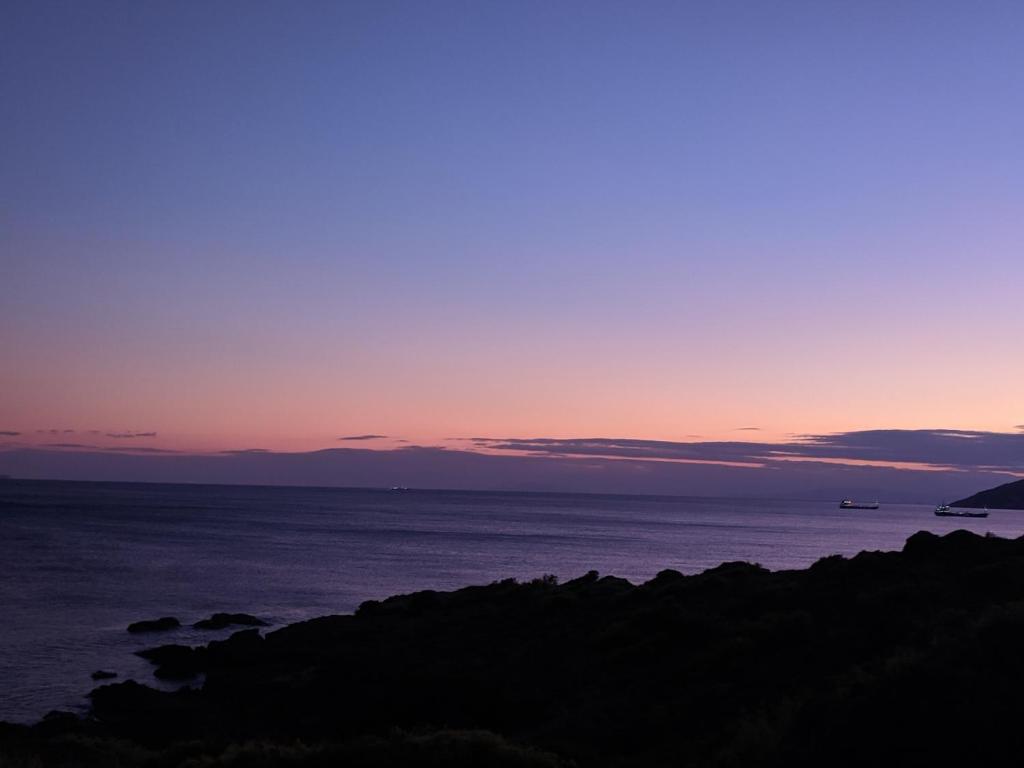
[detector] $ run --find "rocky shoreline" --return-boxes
[6,529,1024,766]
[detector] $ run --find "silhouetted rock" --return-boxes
[135,644,206,679]
[33,710,86,740]
[953,477,1024,510]
[40,710,78,724]
[90,670,117,681]
[13,530,1024,767]
[126,616,179,633]
[88,680,207,738]
[192,612,268,630]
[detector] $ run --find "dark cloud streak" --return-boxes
[474,429,1024,474]
[43,442,179,454]
[3,428,1021,503]
[0,443,1009,503]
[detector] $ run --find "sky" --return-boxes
[2,1,1022,496]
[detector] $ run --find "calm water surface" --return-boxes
[1,479,1019,723]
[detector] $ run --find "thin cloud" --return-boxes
[735,426,761,431]
[102,446,179,454]
[106,432,157,439]
[0,431,20,437]
[0,441,1005,503]
[473,429,1024,474]
[42,442,178,454]
[339,434,388,441]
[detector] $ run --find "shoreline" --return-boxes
[6,529,1024,766]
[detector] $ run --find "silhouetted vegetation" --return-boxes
[8,530,1024,766]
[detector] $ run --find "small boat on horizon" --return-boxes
[839,499,880,510]
[934,503,988,518]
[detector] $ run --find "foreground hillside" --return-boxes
[954,477,1024,510]
[6,529,1024,767]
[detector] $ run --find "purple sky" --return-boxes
[2,2,1022,497]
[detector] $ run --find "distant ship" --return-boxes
[934,503,988,518]
[839,499,880,510]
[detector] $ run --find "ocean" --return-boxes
[0,479,1018,724]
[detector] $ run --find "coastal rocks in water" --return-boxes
[32,711,87,739]
[89,680,207,737]
[25,529,1024,768]
[135,644,206,680]
[136,631,262,680]
[193,612,268,630]
[126,616,180,633]
[90,670,117,681]
[203,629,264,676]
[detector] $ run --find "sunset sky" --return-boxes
[2,2,1022,493]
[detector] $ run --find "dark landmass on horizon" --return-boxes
[954,477,1024,510]
[0,473,1012,510]
[6,425,1024,503]
[7,530,1024,766]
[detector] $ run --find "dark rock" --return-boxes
[565,569,600,587]
[89,680,207,736]
[135,644,206,679]
[903,529,942,556]
[126,616,180,633]
[193,612,268,630]
[17,529,1024,768]
[34,711,84,738]
[204,629,265,678]
[809,552,847,571]
[91,670,117,680]
[40,710,77,722]
[356,599,382,616]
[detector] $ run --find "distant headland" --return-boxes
[953,477,1024,510]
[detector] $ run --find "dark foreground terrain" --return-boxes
[6,529,1024,767]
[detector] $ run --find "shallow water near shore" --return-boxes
[0,478,1020,723]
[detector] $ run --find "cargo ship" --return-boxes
[934,504,988,518]
[839,499,880,510]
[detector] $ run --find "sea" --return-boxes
[0,478,1019,724]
